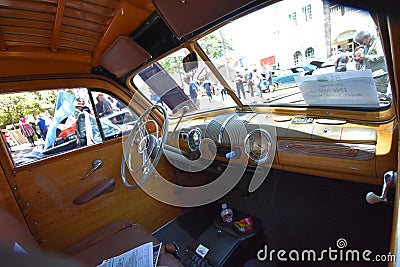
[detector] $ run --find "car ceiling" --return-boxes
[0,0,155,76]
[0,0,398,79]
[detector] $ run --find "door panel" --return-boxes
[0,150,24,223]
[0,77,181,251]
[10,139,181,251]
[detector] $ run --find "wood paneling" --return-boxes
[0,0,155,71]
[65,1,115,15]
[61,16,106,33]
[0,150,24,224]
[9,131,180,252]
[51,0,66,52]
[0,17,53,29]
[0,9,55,22]
[91,0,155,66]
[0,57,91,76]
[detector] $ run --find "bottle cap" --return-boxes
[221,203,227,209]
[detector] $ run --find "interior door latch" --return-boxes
[82,159,104,180]
[366,170,397,204]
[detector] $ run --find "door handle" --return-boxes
[73,178,116,205]
[82,159,103,180]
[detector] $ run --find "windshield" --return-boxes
[198,0,391,108]
[133,0,391,112]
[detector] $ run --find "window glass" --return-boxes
[302,4,312,21]
[289,12,297,25]
[197,0,391,108]
[1,88,137,166]
[305,47,315,59]
[91,91,137,138]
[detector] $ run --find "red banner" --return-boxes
[260,56,276,67]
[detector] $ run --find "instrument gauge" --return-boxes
[188,128,202,151]
[244,129,273,163]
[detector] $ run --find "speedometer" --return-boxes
[188,128,202,151]
[244,129,273,163]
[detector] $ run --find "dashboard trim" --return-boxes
[277,140,375,161]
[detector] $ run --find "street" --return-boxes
[8,139,46,166]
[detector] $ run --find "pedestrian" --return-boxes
[75,98,91,114]
[2,130,13,152]
[234,71,246,99]
[252,68,263,98]
[35,114,48,141]
[353,30,389,93]
[334,48,349,72]
[95,93,113,117]
[95,94,104,116]
[218,82,227,101]
[189,81,199,100]
[244,68,254,97]
[116,100,125,110]
[19,115,35,147]
[203,79,213,102]
[353,45,365,70]
[266,70,273,91]
[184,75,199,106]
[108,96,121,111]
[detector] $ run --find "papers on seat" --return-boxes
[97,242,161,267]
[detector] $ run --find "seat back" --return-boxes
[0,207,39,253]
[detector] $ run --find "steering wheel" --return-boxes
[121,104,168,189]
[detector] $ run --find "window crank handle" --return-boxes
[82,159,104,180]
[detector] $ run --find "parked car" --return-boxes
[307,60,335,75]
[310,54,358,75]
[102,108,138,134]
[15,107,124,165]
[269,66,315,91]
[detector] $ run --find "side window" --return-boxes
[90,91,137,140]
[1,88,137,167]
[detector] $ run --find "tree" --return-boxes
[0,94,25,129]
[0,90,56,128]
[159,33,234,75]
[159,55,184,74]
[198,32,234,60]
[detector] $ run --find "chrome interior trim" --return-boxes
[244,129,273,163]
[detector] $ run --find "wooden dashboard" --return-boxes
[166,108,398,185]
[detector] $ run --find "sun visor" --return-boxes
[99,36,151,78]
[152,0,257,39]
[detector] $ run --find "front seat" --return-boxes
[64,220,182,267]
[0,207,183,267]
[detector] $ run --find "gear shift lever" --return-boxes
[366,170,397,204]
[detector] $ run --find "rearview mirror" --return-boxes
[182,52,198,73]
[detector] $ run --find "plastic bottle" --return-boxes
[220,203,233,223]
